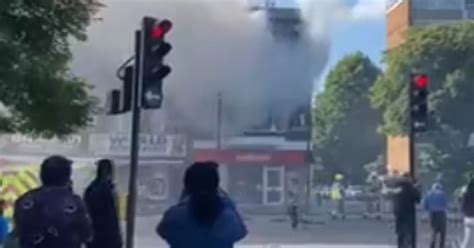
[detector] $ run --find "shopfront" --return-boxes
[88,132,191,214]
[193,148,309,211]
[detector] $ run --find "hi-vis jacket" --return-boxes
[0,166,40,219]
[331,182,344,201]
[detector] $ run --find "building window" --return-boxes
[466,0,474,18]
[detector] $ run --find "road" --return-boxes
[133,200,464,248]
[134,214,397,248]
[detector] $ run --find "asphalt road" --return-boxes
[133,200,464,248]
[134,214,396,247]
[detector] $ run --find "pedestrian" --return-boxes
[157,161,247,248]
[393,175,421,248]
[0,200,9,246]
[14,155,93,248]
[287,176,300,229]
[423,183,448,248]
[460,179,474,248]
[365,171,381,219]
[84,159,122,248]
[315,183,323,207]
[330,173,345,220]
[67,180,74,193]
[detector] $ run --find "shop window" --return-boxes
[229,166,263,205]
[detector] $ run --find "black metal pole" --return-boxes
[408,73,417,248]
[217,92,222,150]
[125,30,142,248]
[307,127,312,212]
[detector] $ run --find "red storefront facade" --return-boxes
[193,146,310,211]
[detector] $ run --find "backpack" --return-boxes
[15,188,80,248]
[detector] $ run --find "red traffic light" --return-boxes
[413,74,429,89]
[152,20,173,40]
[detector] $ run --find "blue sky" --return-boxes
[316,0,386,91]
[335,0,386,64]
[327,17,385,71]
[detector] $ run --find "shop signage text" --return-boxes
[90,133,187,158]
[194,149,307,165]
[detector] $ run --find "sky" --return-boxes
[316,0,387,91]
[335,0,386,64]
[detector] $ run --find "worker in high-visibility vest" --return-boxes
[331,173,345,220]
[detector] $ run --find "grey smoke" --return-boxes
[71,0,330,136]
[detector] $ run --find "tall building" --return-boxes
[386,0,472,173]
[249,0,303,40]
[387,0,472,49]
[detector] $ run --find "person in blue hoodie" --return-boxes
[424,183,448,248]
[157,161,247,248]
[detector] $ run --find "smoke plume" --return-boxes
[72,0,332,136]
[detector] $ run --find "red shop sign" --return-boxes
[193,149,306,164]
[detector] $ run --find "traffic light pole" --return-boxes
[408,74,417,248]
[122,16,173,248]
[216,92,222,150]
[125,30,142,248]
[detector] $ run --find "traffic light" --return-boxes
[106,66,133,115]
[106,89,122,115]
[121,66,133,112]
[410,73,429,132]
[140,17,173,109]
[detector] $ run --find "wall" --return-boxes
[387,136,410,175]
[387,0,410,50]
[386,1,411,175]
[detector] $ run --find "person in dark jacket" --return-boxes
[158,162,247,248]
[393,175,421,248]
[423,183,448,248]
[461,179,474,248]
[14,155,93,248]
[84,159,122,248]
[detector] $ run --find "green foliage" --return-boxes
[371,22,474,136]
[0,0,103,137]
[372,22,474,189]
[312,52,383,181]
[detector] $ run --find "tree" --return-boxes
[371,22,474,137]
[313,52,383,182]
[371,22,474,189]
[0,0,103,137]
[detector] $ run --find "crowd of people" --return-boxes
[5,154,474,248]
[0,156,247,248]
[388,174,474,248]
[311,172,474,248]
